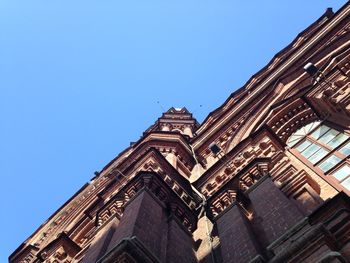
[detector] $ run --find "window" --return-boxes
[287,121,350,192]
[318,155,341,172]
[333,165,350,190]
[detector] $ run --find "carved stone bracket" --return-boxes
[207,158,270,219]
[194,130,278,198]
[102,148,199,210]
[37,233,81,263]
[209,189,238,218]
[95,198,124,228]
[98,171,198,232]
[239,161,268,191]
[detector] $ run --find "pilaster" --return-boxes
[95,172,197,263]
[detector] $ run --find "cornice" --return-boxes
[192,3,350,150]
[10,174,113,261]
[145,107,200,134]
[100,131,195,178]
[193,128,281,193]
[96,172,199,233]
[100,148,200,209]
[207,161,270,220]
[36,232,81,262]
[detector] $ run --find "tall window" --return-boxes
[287,121,350,192]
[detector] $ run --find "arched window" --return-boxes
[287,121,350,192]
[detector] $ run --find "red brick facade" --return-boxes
[10,2,350,263]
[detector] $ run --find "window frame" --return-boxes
[288,120,350,194]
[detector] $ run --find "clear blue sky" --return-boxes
[0,0,347,261]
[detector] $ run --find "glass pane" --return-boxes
[286,121,321,147]
[287,134,304,147]
[301,121,321,136]
[308,148,329,164]
[318,155,342,172]
[318,129,339,146]
[327,133,349,149]
[304,121,321,134]
[341,177,350,190]
[294,127,308,137]
[339,141,350,156]
[333,164,350,181]
[296,139,312,152]
[301,143,321,158]
[310,125,330,140]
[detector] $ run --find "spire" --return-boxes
[145,107,199,137]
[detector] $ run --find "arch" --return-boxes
[286,120,321,147]
[287,121,350,193]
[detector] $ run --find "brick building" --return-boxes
[10,2,350,263]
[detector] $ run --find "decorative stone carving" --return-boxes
[267,99,318,143]
[195,131,279,198]
[96,199,124,228]
[205,158,269,218]
[306,50,350,119]
[37,233,81,263]
[145,107,199,138]
[209,189,237,217]
[99,172,198,232]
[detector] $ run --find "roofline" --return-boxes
[194,7,336,139]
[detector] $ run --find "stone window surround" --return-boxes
[288,119,350,195]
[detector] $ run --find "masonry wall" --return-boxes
[216,204,259,263]
[107,190,167,260]
[8,3,350,263]
[166,218,197,263]
[87,188,198,263]
[82,218,118,263]
[248,177,304,247]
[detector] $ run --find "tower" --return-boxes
[10,2,350,263]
